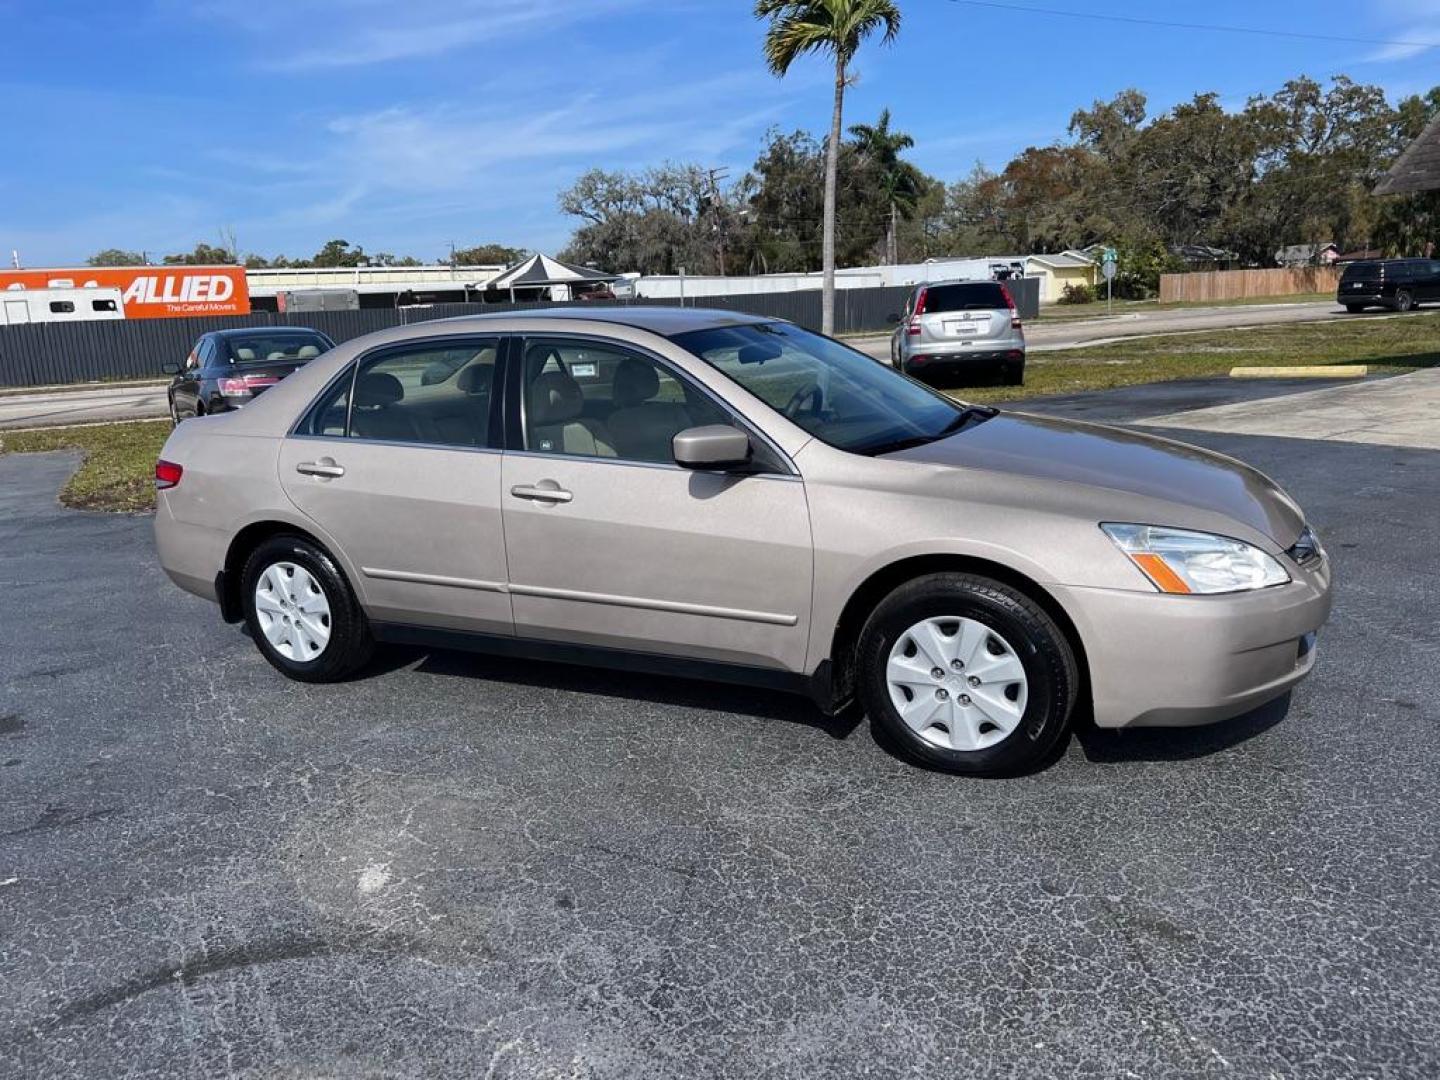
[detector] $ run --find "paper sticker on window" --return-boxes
[570,362,597,378]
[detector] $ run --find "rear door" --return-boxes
[278,335,512,635]
[3,298,29,325]
[499,334,814,673]
[918,282,1013,347]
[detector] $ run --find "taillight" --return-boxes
[218,374,280,397]
[908,287,927,335]
[155,459,183,490]
[1001,284,1022,330]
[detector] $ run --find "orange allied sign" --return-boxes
[0,265,251,319]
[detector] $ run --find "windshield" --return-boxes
[671,322,971,455]
[921,282,1010,312]
[226,333,332,364]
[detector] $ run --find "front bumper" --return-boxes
[1051,557,1332,728]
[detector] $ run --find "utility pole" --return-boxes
[706,167,730,277]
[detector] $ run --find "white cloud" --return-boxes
[1365,0,1440,62]
[188,0,643,69]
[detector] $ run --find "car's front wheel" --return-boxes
[857,573,1078,775]
[1344,304,1363,314]
[241,535,373,682]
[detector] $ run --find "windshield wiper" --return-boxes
[860,404,998,456]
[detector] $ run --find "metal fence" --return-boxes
[0,278,1038,388]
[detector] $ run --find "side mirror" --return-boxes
[161,362,181,375]
[673,424,752,471]
[886,312,902,324]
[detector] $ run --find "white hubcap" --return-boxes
[254,562,331,662]
[886,616,1029,752]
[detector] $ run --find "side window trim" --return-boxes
[508,332,796,476]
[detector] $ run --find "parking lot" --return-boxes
[2,375,1438,1078]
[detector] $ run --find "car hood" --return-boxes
[885,411,1306,546]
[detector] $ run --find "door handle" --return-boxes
[510,483,572,504]
[296,459,345,479]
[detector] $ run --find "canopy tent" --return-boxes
[483,254,616,300]
[1375,112,1440,196]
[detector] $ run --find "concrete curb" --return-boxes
[1230,365,1368,379]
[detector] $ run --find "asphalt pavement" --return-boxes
[2,384,1438,1078]
[0,299,1381,430]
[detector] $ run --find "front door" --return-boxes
[500,335,813,673]
[278,337,512,635]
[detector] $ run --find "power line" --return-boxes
[945,0,1440,51]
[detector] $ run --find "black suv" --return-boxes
[1337,258,1440,313]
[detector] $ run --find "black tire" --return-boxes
[856,573,1078,776]
[1001,361,1025,387]
[167,394,180,427]
[1344,304,1363,314]
[241,535,373,683]
[1395,290,1415,312]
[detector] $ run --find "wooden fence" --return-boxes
[1159,267,1342,304]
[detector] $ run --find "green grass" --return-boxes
[0,420,169,512]
[959,311,1440,403]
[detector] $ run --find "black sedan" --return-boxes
[165,327,337,422]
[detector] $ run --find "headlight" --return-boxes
[1102,524,1290,595]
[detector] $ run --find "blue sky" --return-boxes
[2,0,1438,266]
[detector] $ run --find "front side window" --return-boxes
[48,300,75,314]
[303,340,499,447]
[672,322,967,456]
[520,338,729,464]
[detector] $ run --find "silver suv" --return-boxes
[154,308,1329,776]
[890,280,1025,386]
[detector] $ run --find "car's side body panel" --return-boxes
[501,451,813,671]
[278,437,514,636]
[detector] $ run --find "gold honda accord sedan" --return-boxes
[154,308,1331,775]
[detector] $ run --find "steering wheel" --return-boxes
[783,381,824,421]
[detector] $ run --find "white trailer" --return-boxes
[0,286,126,326]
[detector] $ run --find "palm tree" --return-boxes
[849,108,924,265]
[756,0,902,334]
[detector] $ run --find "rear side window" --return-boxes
[921,283,1009,313]
[301,340,499,447]
[48,301,75,314]
[1340,262,1381,281]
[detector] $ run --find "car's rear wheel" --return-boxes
[1396,289,1415,312]
[1001,361,1025,387]
[1344,304,1363,313]
[857,573,1078,776]
[241,535,373,682]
